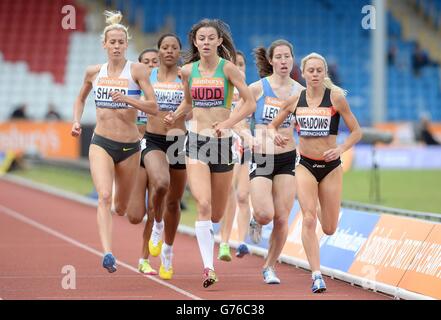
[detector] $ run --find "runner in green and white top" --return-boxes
[164,19,255,288]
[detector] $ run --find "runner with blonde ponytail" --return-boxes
[71,10,158,273]
[269,52,361,293]
[101,10,131,41]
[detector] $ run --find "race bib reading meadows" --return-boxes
[295,107,332,137]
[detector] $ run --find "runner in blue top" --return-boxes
[127,34,186,280]
[246,40,304,285]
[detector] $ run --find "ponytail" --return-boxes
[104,10,122,25]
[101,10,131,43]
[253,47,273,78]
[324,77,347,96]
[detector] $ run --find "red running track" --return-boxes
[0,179,390,300]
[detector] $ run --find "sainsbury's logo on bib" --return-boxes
[264,97,283,108]
[154,82,184,91]
[192,77,225,108]
[192,78,224,87]
[296,108,333,117]
[98,78,129,87]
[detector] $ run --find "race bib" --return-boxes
[231,91,240,111]
[191,78,225,108]
[95,77,130,109]
[262,97,293,127]
[137,110,148,124]
[296,108,332,137]
[154,82,184,112]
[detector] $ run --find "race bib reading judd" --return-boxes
[191,78,225,108]
[95,78,130,109]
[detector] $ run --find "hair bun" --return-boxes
[104,10,123,25]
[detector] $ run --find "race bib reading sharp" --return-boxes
[262,97,293,128]
[95,78,130,109]
[154,82,184,112]
[191,78,225,108]
[296,108,332,136]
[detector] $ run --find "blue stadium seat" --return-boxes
[121,0,441,123]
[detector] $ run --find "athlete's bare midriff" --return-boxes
[147,110,186,136]
[254,124,296,154]
[299,135,337,159]
[94,108,139,142]
[189,107,232,137]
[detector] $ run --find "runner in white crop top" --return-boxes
[70,10,158,274]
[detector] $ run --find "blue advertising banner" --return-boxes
[319,209,381,272]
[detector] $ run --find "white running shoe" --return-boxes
[262,266,280,284]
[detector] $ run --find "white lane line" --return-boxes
[0,204,201,300]
[37,296,154,300]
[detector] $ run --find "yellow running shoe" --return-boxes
[149,227,163,257]
[138,259,157,275]
[159,264,174,280]
[148,239,163,257]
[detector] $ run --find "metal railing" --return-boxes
[342,200,441,222]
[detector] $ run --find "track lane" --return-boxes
[0,179,389,300]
